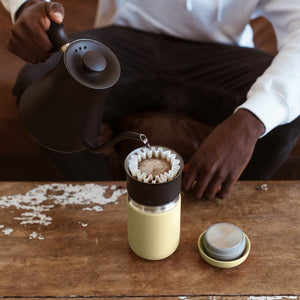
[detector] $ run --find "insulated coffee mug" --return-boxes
[124,146,184,260]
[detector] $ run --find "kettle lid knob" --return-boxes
[82,50,107,72]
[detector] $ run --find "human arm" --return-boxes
[237,0,300,136]
[183,0,300,200]
[1,0,64,63]
[182,109,265,200]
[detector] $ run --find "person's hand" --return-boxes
[7,0,65,63]
[182,109,265,200]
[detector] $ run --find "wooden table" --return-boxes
[0,181,299,299]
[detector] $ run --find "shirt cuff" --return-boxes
[8,0,51,22]
[235,91,290,137]
[8,0,27,22]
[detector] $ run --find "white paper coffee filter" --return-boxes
[128,147,181,183]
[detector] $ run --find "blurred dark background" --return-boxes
[0,0,299,180]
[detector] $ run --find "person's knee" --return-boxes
[264,117,300,150]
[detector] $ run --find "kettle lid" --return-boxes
[64,39,121,89]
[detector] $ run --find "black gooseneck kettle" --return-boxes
[19,21,148,153]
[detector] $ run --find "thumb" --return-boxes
[46,1,65,24]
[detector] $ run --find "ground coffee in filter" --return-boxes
[128,147,181,183]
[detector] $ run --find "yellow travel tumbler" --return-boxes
[124,146,184,260]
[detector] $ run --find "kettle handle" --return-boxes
[47,20,70,51]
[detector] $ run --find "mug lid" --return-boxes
[198,224,251,268]
[203,223,246,260]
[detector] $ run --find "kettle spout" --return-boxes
[84,131,150,153]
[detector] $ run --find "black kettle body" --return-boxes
[19,21,121,153]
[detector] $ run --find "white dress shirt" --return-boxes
[2,0,300,136]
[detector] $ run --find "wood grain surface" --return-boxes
[0,181,299,298]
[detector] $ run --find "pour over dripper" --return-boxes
[124,146,184,260]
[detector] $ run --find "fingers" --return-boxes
[7,1,64,63]
[7,16,52,63]
[182,110,259,201]
[183,163,237,200]
[184,172,235,200]
[184,164,212,199]
[202,175,223,200]
[217,177,234,199]
[45,1,64,25]
[182,160,199,192]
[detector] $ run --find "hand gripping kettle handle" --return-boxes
[47,20,70,51]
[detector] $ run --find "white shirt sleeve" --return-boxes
[236,0,300,136]
[1,0,28,21]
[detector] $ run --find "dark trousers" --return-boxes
[14,25,300,180]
